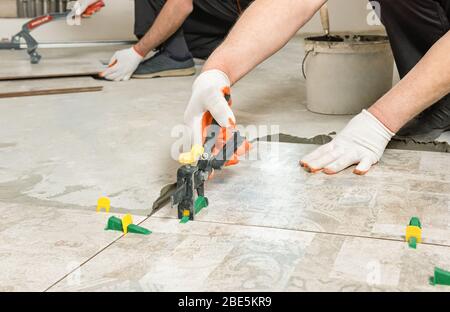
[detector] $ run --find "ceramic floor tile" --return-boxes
[0,203,144,291]
[330,238,403,287]
[49,218,316,291]
[50,218,450,292]
[285,234,450,291]
[154,142,450,246]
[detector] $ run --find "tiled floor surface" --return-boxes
[1,36,449,291]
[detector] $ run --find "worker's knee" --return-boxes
[134,0,168,38]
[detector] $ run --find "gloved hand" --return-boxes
[300,109,395,175]
[180,70,239,164]
[71,0,103,17]
[99,46,144,81]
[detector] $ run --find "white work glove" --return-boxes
[300,109,395,175]
[71,0,99,17]
[184,69,236,147]
[100,46,144,81]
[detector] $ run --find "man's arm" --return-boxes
[100,0,193,81]
[369,31,450,133]
[203,0,327,84]
[301,31,450,175]
[180,0,326,156]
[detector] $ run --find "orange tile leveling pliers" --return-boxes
[151,94,250,223]
[0,0,105,64]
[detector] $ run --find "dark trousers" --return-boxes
[376,0,450,113]
[134,0,253,60]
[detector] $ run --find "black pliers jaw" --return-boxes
[171,128,245,222]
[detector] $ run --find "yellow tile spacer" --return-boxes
[122,214,133,234]
[406,225,422,244]
[178,144,205,165]
[97,197,110,213]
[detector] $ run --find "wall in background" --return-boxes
[303,0,384,33]
[0,0,18,18]
[0,0,135,42]
[0,0,384,42]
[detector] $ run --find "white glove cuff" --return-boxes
[338,109,395,160]
[132,46,145,59]
[361,109,395,138]
[193,69,230,90]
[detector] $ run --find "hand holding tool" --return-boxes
[151,89,250,221]
[183,69,237,151]
[171,123,246,222]
[71,0,105,17]
[150,121,247,221]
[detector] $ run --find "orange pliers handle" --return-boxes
[201,87,252,167]
[82,0,105,17]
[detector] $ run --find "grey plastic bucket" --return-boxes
[303,34,394,115]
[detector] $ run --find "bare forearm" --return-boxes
[369,31,450,132]
[203,0,326,84]
[134,0,193,56]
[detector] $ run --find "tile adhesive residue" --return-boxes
[258,133,450,153]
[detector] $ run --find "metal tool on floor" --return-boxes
[0,0,105,64]
[150,94,249,223]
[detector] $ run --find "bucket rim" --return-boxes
[305,33,389,45]
[304,34,391,54]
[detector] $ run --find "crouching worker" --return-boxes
[71,0,253,81]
